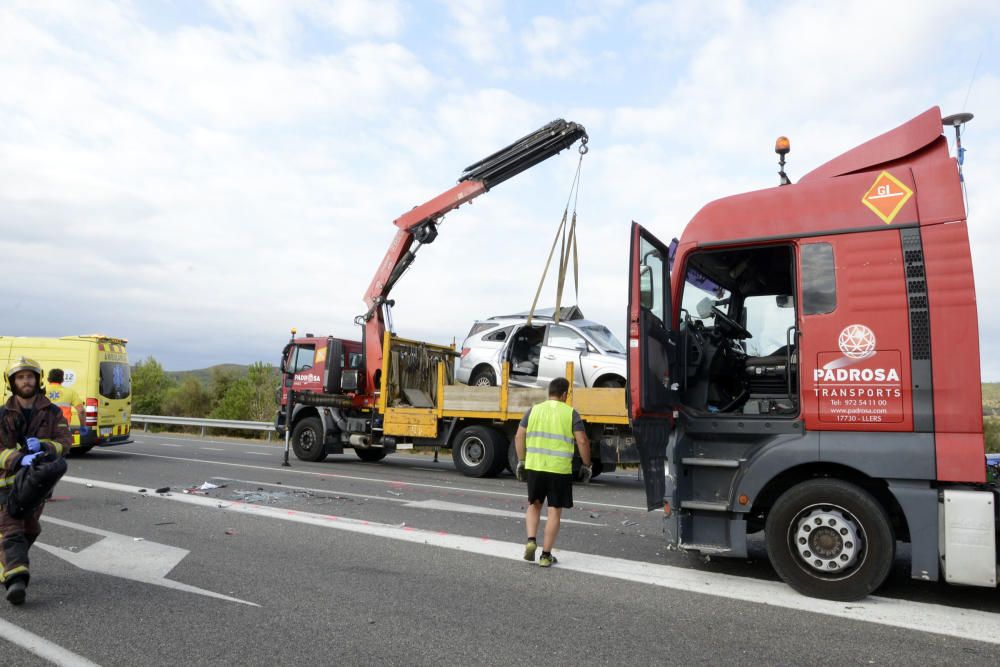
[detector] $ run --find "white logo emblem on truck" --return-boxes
[838,324,877,360]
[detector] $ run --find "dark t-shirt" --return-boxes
[520,405,585,432]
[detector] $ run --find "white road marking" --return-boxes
[402,499,603,525]
[119,451,646,511]
[148,436,278,449]
[57,475,1000,645]
[0,617,101,666]
[245,452,271,456]
[200,448,225,452]
[37,515,257,607]
[158,443,184,448]
[206,477,600,525]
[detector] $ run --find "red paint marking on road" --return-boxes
[48,496,71,502]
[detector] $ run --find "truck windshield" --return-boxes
[581,324,625,354]
[99,362,131,400]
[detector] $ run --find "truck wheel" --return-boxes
[71,445,95,456]
[291,417,327,462]
[507,439,518,475]
[452,425,504,477]
[470,367,496,387]
[355,448,387,462]
[765,479,894,601]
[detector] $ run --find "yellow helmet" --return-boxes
[5,357,43,390]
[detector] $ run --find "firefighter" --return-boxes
[513,376,592,567]
[0,357,71,605]
[46,368,88,440]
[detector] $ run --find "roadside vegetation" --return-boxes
[132,357,279,439]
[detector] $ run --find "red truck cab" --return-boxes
[629,107,991,600]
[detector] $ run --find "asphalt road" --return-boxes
[1,433,998,666]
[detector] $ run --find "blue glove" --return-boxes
[25,437,42,453]
[20,453,40,468]
[79,426,91,437]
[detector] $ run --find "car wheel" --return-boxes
[470,367,497,387]
[596,376,625,388]
[765,479,894,601]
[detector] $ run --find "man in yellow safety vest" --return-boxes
[46,369,87,439]
[514,376,592,567]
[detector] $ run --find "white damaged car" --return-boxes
[456,311,627,389]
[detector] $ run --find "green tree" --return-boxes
[209,366,241,411]
[162,376,212,417]
[210,362,278,422]
[131,357,174,415]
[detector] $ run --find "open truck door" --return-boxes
[627,222,678,510]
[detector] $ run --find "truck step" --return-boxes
[680,544,733,554]
[680,500,730,512]
[680,457,742,468]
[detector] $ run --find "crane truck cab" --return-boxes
[629,107,991,601]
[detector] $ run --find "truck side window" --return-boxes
[293,346,315,372]
[639,237,666,323]
[801,243,836,315]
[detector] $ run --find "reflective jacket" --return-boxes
[525,399,576,474]
[47,383,83,426]
[0,395,72,494]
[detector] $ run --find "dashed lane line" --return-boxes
[56,475,1000,646]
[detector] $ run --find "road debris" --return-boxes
[154,486,170,494]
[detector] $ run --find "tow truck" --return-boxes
[628,107,993,600]
[277,120,635,477]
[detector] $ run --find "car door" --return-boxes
[536,324,587,387]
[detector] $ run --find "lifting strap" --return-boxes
[527,146,585,326]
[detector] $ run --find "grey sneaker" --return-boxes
[539,553,558,568]
[523,540,537,562]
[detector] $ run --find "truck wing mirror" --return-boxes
[639,265,654,309]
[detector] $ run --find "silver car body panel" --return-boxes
[456,316,627,388]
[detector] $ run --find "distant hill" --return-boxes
[166,364,249,385]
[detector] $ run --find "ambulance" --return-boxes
[0,335,132,452]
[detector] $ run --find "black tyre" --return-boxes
[507,438,519,475]
[595,376,625,388]
[452,425,504,477]
[291,417,327,462]
[765,479,894,601]
[355,448,387,462]
[71,445,94,456]
[470,367,497,387]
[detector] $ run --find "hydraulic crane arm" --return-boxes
[359,119,588,394]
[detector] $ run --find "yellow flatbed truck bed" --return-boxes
[378,335,633,477]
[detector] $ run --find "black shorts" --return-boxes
[526,470,573,508]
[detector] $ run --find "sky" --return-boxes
[2,0,999,376]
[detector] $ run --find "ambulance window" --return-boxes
[802,243,836,315]
[292,346,315,372]
[99,362,131,400]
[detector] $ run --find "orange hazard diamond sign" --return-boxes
[862,171,913,224]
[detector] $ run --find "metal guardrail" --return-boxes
[132,414,274,440]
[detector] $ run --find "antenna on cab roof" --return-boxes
[942,112,973,183]
[775,136,791,186]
